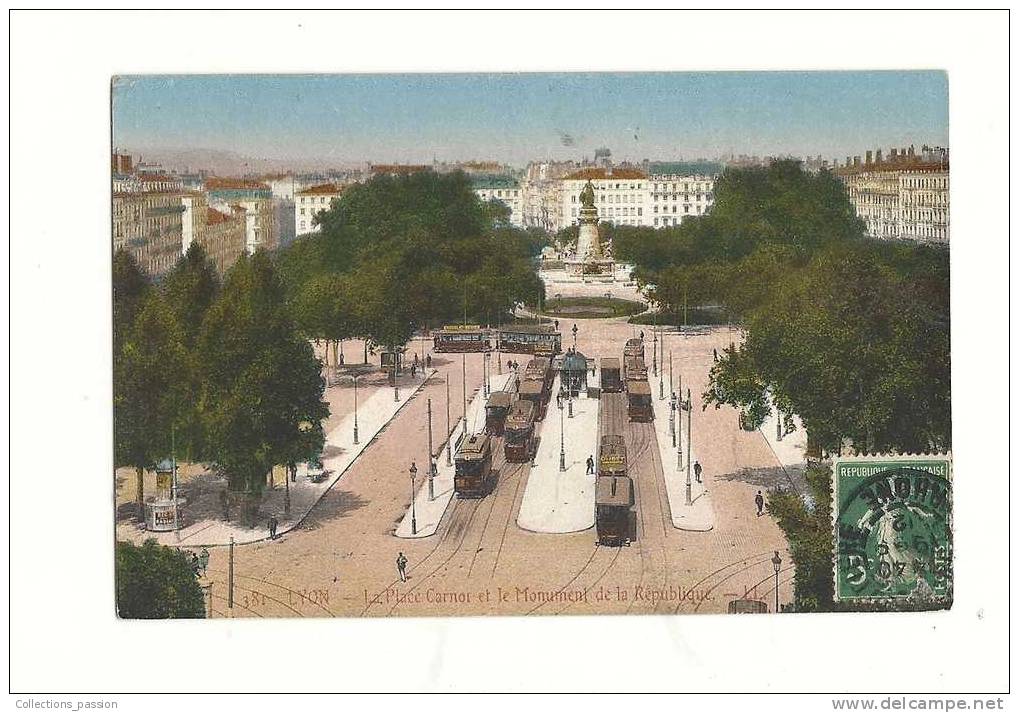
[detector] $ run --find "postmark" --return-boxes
[832,454,952,603]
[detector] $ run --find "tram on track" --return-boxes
[626,379,654,422]
[595,476,635,546]
[484,390,514,436]
[600,357,622,393]
[432,325,492,353]
[503,400,537,463]
[623,337,645,360]
[454,433,495,497]
[519,357,555,420]
[497,324,562,356]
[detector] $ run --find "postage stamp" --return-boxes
[832,454,953,604]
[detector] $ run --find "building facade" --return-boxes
[647,173,715,228]
[112,190,185,279]
[836,145,949,243]
[471,175,524,227]
[205,178,277,253]
[295,183,343,235]
[561,168,649,229]
[203,206,248,275]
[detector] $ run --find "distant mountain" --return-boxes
[117,146,365,176]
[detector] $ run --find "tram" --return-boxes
[454,433,495,497]
[626,379,654,422]
[432,325,492,353]
[600,357,623,393]
[520,357,555,420]
[623,355,648,382]
[598,435,628,478]
[484,391,514,436]
[503,400,537,462]
[595,473,635,546]
[497,324,562,356]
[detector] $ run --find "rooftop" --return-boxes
[471,175,520,190]
[297,183,344,196]
[564,167,647,181]
[205,177,270,191]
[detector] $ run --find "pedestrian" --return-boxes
[755,490,765,517]
[426,354,432,369]
[268,515,278,539]
[640,330,645,341]
[694,460,702,483]
[554,319,559,331]
[190,551,201,578]
[414,353,419,367]
[396,552,408,582]
[199,547,210,576]
[713,348,718,362]
[586,455,595,474]
[411,363,417,379]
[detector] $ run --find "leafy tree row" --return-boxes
[612,160,949,456]
[277,171,546,375]
[114,244,327,519]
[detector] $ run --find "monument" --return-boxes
[565,180,615,278]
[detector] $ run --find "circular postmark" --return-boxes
[835,465,952,602]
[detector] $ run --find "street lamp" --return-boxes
[445,377,453,466]
[461,353,468,439]
[427,398,434,501]
[352,374,359,445]
[771,551,782,613]
[558,390,566,472]
[652,311,658,377]
[409,462,418,536]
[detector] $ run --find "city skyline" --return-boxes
[113,71,949,169]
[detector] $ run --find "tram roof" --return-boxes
[487,391,513,408]
[596,475,634,506]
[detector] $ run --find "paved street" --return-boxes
[192,318,794,618]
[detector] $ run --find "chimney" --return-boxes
[865,150,873,164]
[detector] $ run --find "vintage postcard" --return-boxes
[111,71,952,619]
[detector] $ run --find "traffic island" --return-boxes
[650,379,715,532]
[516,374,600,534]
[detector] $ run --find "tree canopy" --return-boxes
[116,539,205,619]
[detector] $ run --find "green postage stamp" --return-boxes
[832,454,953,604]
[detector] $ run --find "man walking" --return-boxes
[755,490,765,517]
[694,460,702,484]
[268,515,278,539]
[198,547,210,576]
[396,552,408,582]
[586,455,595,475]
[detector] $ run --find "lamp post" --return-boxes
[670,395,676,447]
[658,336,665,401]
[409,462,418,536]
[445,377,452,466]
[686,388,693,505]
[677,373,683,460]
[352,374,359,445]
[652,311,658,377]
[669,350,673,402]
[393,349,400,403]
[571,323,578,350]
[772,551,782,613]
[427,398,434,501]
[558,390,566,472]
[461,353,468,439]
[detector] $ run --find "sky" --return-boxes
[112,72,949,167]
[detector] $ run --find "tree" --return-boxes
[705,242,951,455]
[113,292,191,518]
[116,539,205,618]
[112,248,150,352]
[198,251,328,510]
[161,242,220,347]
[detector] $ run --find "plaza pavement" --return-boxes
[516,373,600,534]
[394,371,515,539]
[650,371,714,532]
